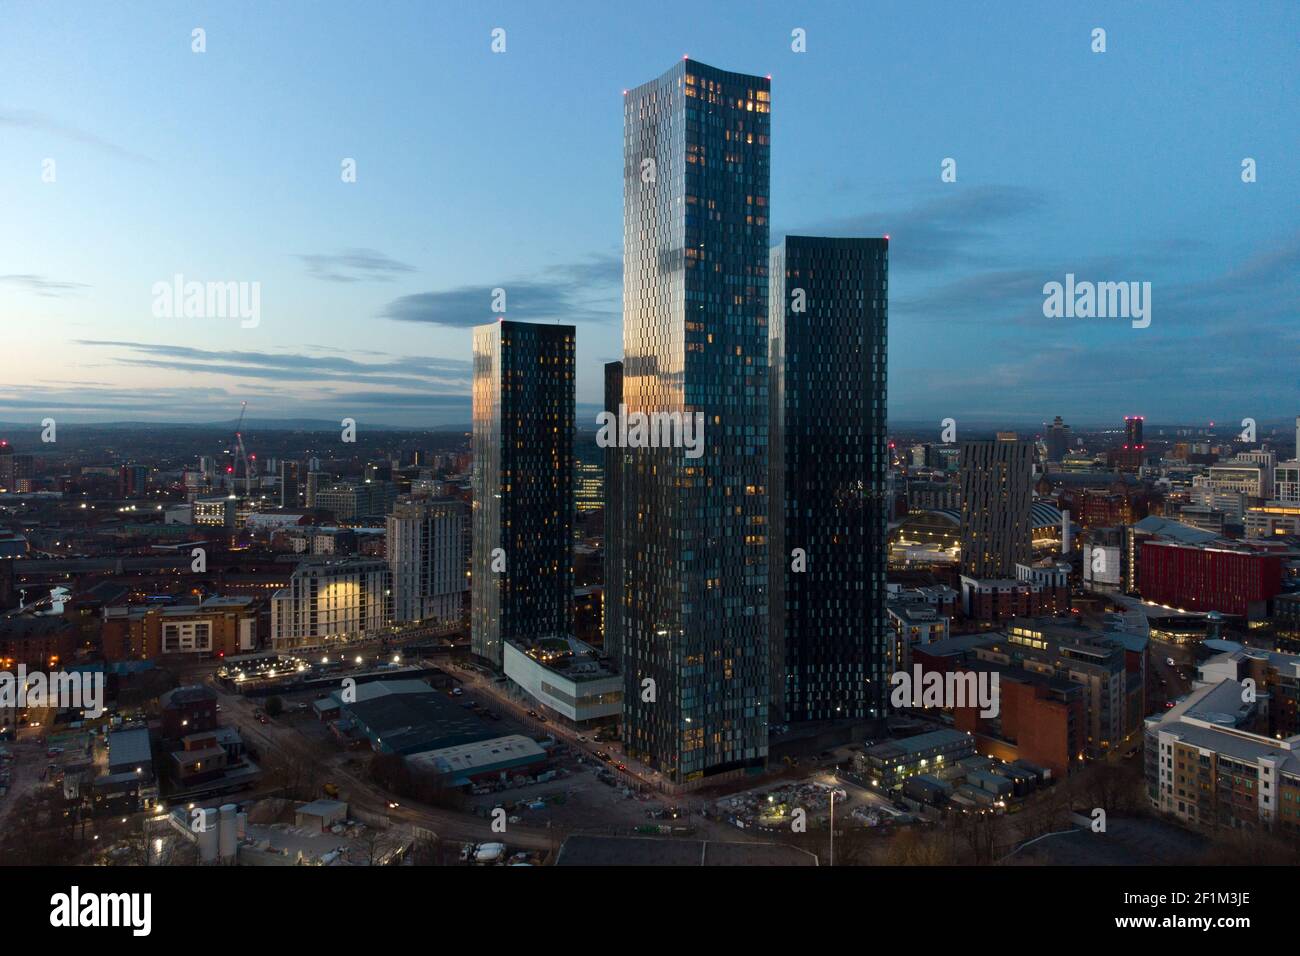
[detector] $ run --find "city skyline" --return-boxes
[4,0,1300,917]
[3,2,1297,428]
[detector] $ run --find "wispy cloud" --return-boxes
[0,273,90,297]
[296,248,417,283]
[75,341,470,390]
[782,184,1049,273]
[380,254,619,328]
[0,109,152,163]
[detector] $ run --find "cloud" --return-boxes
[296,248,417,283]
[0,109,152,162]
[781,184,1049,273]
[380,253,620,328]
[0,273,90,297]
[75,340,471,390]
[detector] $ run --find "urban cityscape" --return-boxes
[1,1,1295,935]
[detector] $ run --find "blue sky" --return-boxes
[1,0,1296,429]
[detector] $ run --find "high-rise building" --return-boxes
[386,496,468,625]
[471,320,575,669]
[603,360,624,663]
[118,464,149,498]
[0,441,34,493]
[1113,414,1146,472]
[1125,415,1144,448]
[305,470,326,509]
[768,236,889,723]
[1045,415,1070,461]
[959,437,1032,578]
[619,59,771,784]
[280,461,300,509]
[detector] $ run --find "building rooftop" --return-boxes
[406,734,546,783]
[160,684,217,708]
[1149,679,1300,775]
[867,728,972,760]
[1131,515,1221,544]
[345,686,494,755]
[107,727,152,769]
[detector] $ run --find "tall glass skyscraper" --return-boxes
[603,360,624,664]
[471,320,576,668]
[619,59,771,784]
[768,236,890,723]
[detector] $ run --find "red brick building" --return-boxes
[954,668,1084,780]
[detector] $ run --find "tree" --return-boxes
[264,696,284,718]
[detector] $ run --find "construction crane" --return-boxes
[233,401,253,497]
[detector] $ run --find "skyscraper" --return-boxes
[280,460,300,509]
[619,59,771,784]
[959,436,1033,578]
[471,320,575,669]
[768,236,889,723]
[387,496,468,625]
[1125,415,1144,449]
[603,360,624,663]
[1045,415,1071,461]
[1114,414,1145,472]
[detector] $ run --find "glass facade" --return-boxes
[769,236,890,722]
[603,360,624,664]
[619,59,771,783]
[471,320,576,668]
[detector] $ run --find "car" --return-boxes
[527,710,538,719]
[536,714,548,723]
[388,801,400,809]
[595,751,612,762]
[451,687,463,696]
[615,762,627,771]
[1166,657,1176,667]
[257,715,269,725]
[576,735,587,742]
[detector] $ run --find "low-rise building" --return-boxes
[502,636,622,727]
[102,596,258,661]
[1145,679,1300,836]
[853,729,976,792]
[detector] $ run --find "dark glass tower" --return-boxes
[769,237,890,724]
[959,437,1032,578]
[620,59,771,784]
[603,360,624,664]
[471,320,575,668]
